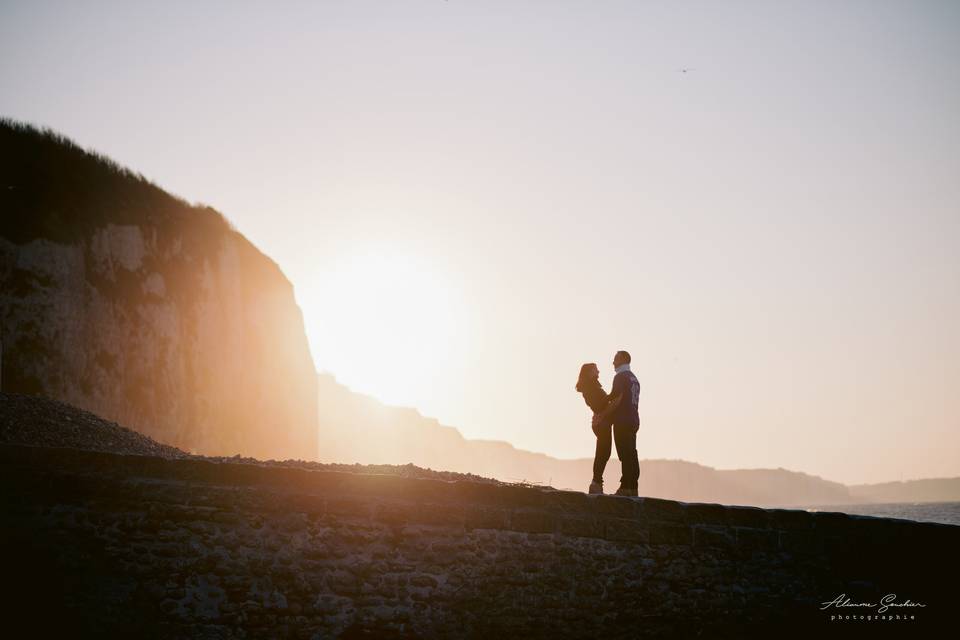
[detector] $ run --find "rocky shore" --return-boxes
[2,393,956,638]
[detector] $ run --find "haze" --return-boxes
[2,0,958,485]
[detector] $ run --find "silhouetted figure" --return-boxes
[576,362,619,494]
[609,350,641,496]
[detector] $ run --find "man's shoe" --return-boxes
[588,480,603,495]
[613,486,638,497]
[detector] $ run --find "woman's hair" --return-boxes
[575,363,598,392]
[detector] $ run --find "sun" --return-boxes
[300,248,465,408]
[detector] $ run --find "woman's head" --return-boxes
[576,362,600,391]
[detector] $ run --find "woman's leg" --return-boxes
[593,423,612,484]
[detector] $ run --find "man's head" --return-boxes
[613,350,631,369]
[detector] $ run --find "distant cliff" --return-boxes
[0,120,317,460]
[317,374,859,506]
[850,477,960,504]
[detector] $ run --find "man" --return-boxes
[608,350,641,496]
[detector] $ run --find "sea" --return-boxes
[804,501,960,527]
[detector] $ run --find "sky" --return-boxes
[2,0,958,485]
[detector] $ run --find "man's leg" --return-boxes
[592,423,612,485]
[613,423,640,494]
[629,425,640,490]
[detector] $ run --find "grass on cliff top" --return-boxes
[0,118,230,245]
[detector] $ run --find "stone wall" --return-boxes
[2,443,956,638]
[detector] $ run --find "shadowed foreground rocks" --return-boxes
[0,392,503,485]
[1,395,957,638]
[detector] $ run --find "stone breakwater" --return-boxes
[2,444,957,639]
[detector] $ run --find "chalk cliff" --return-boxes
[0,120,317,460]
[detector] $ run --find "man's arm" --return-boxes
[599,372,629,421]
[597,394,622,421]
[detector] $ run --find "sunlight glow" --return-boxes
[301,247,466,408]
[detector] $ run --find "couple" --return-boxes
[576,350,641,496]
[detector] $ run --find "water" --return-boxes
[806,501,960,527]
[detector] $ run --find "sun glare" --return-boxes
[301,248,465,408]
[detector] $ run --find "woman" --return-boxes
[576,363,620,494]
